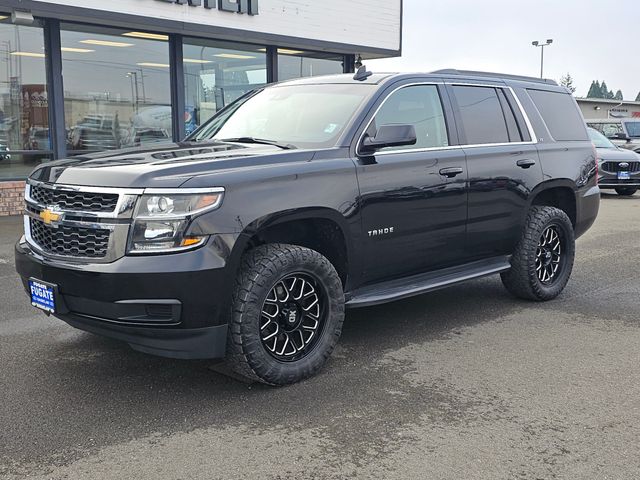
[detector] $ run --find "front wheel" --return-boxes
[615,187,637,196]
[226,244,345,385]
[501,206,575,301]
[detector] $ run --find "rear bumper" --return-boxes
[574,185,600,239]
[15,235,238,359]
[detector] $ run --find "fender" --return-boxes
[522,178,578,228]
[225,206,362,288]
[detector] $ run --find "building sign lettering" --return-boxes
[155,0,258,15]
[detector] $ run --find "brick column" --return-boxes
[0,181,26,217]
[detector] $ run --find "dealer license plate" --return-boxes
[28,279,56,313]
[618,171,631,180]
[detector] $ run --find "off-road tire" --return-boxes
[501,206,575,301]
[615,187,637,196]
[226,243,344,385]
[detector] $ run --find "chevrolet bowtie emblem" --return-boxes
[39,208,62,226]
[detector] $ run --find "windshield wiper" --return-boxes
[217,137,296,150]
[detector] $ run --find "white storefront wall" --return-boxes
[35,0,402,53]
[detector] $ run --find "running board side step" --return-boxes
[345,256,511,308]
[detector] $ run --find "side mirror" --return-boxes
[360,124,417,153]
[614,132,631,142]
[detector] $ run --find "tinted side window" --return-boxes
[370,85,449,152]
[528,89,588,141]
[452,86,510,145]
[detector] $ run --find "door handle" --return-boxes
[439,167,464,178]
[516,159,536,169]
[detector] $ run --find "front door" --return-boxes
[354,83,468,283]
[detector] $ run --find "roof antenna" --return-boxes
[353,64,373,81]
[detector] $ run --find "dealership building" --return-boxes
[576,97,640,121]
[0,0,402,215]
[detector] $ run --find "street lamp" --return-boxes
[126,71,139,113]
[531,39,553,79]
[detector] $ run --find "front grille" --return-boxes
[29,218,110,258]
[30,184,119,212]
[601,161,640,173]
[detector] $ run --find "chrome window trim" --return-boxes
[355,81,538,157]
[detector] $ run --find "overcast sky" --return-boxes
[369,0,639,100]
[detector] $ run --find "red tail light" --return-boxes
[591,144,599,185]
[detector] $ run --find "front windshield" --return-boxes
[192,84,375,149]
[624,121,640,137]
[587,127,616,149]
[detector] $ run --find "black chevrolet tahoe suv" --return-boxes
[15,69,600,385]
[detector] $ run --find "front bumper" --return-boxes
[15,235,238,359]
[598,172,640,188]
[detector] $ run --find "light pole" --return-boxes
[531,39,553,79]
[126,71,139,113]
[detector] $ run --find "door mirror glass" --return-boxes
[361,124,417,153]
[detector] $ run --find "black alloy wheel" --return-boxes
[535,225,566,285]
[260,273,327,362]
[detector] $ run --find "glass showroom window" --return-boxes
[60,24,172,153]
[183,38,266,134]
[278,49,344,82]
[0,16,51,179]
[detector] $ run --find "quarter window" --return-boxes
[527,89,588,141]
[368,85,449,152]
[452,86,511,145]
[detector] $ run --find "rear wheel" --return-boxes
[501,206,575,301]
[615,187,637,196]
[226,244,344,385]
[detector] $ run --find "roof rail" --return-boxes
[431,69,558,86]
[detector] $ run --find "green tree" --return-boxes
[587,80,602,98]
[600,81,611,99]
[559,73,576,94]
[614,90,623,101]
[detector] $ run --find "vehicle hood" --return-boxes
[596,147,640,163]
[29,141,317,188]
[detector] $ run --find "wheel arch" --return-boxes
[526,180,577,229]
[229,207,355,288]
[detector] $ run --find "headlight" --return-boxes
[128,187,224,254]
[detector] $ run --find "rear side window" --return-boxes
[451,86,510,145]
[370,84,449,152]
[528,89,588,141]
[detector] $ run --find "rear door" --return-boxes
[447,83,543,259]
[353,81,469,283]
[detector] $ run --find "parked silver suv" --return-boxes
[586,118,640,153]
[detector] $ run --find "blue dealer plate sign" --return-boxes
[29,279,56,313]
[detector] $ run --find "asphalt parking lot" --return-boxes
[1,192,639,480]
